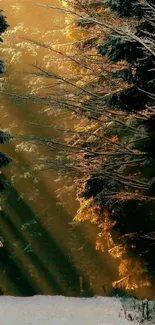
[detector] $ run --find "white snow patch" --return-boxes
[0,295,146,325]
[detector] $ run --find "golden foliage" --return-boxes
[113,258,150,290]
[96,237,104,251]
[75,197,100,223]
[109,244,126,259]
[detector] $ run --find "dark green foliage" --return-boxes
[148,178,155,195]
[133,57,155,93]
[136,21,155,38]
[137,116,155,160]
[79,175,121,199]
[80,176,107,199]
[104,86,149,111]
[0,60,5,73]
[0,178,5,191]
[111,68,133,83]
[97,11,155,112]
[144,115,155,136]
[0,10,9,73]
[144,138,155,160]
[0,176,9,191]
[104,57,155,111]
[135,136,155,159]
[106,0,143,18]
[110,200,155,233]
[136,136,155,161]
[97,37,143,63]
[0,10,9,34]
[0,210,9,219]
[0,130,12,143]
[0,152,12,167]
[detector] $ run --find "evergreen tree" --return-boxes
[0,10,9,73]
[0,11,12,194]
[19,0,155,294]
[70,0,155,293]
[106,0,144,18]
[99,2,155,112]
[88,0,155,291]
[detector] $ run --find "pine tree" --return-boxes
[71,0,155,293]
[21,0,155,294]
[0,10,9,73]
[99,2,155,112]
[106,0,146,18]
[92,0,155,291]
[0,11,11,190]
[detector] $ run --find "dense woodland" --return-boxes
[9,0,155,296]
[70,0,155,293]
[22,0,155,294]
[35,0,155,295]
[1,0,155,298]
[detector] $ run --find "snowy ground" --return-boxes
[0,295,151,325]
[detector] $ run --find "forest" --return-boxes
[0,0,155,299]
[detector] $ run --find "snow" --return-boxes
[0,295,148,325]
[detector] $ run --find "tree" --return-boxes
[46,0,155,292]
[0,10,9,73]
[74,0,155,292]
[0,10,12,208]
[7,0,155,295]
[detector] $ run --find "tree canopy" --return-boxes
[8,0,155,296]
